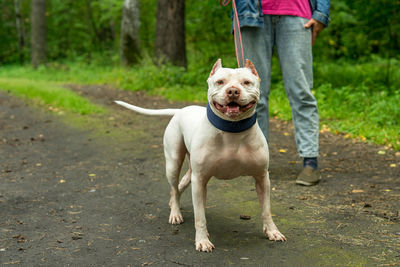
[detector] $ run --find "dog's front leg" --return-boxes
[191,175,214,252]
[255,172,286,242]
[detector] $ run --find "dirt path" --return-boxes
[0,86,399,266]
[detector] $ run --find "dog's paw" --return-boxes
[169,212,184,225]
[265,229,286,242]
[195,238,215,252]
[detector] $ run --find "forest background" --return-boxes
[0,0,399,149]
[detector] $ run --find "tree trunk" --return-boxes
[120,0,140,65]
[14,0,25,64]
[31,0,47,68]
[155,0,186,67]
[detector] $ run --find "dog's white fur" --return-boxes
[115,59,285,252]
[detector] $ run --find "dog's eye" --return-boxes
[216,80,224,85]
[243,80,251,85]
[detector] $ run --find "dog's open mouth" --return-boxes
[214,101,256,116]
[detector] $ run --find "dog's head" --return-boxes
[207,59,260,121]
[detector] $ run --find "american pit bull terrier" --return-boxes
[115,59,286,252]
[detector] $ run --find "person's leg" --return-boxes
[275,16,320,185]
[241,16,274,141]
[275,16,318,158]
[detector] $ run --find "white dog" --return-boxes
[115,59,286,252]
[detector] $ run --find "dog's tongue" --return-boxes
[227,103,240,114]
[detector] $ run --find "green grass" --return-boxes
[0,78,105,115]
[269,57,400,149]
[0,56,398,149]
[269,82,400,149]
[0,57,209,102]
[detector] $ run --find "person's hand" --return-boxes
[304,19,325,45]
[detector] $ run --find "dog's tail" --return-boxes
[115,100,179,116]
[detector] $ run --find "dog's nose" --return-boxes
[226,87,241,98]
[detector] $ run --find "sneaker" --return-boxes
[296,166,321,186]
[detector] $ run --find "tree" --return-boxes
[31,0,46,68]
[120,0,140,65]
[14,0,25,64]
[154,0,186,67]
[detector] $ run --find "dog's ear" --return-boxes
[209,59,222,77]
[245,59,260,80]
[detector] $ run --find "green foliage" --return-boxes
[139,0,156,52]
[46,0,122,62]
[269,57,400,149]
[0,0,29,64]
[314,56,400,94]
[314,0,399,60]
[185,0,235,65]
[1,0,398,64]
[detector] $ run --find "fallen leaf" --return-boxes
[96,236,113,241]
[283,132,289,136]
[279,149,287,153]
[378,150,386,155]
[89,173,96,177]
[3,261,20,265]
[116,249,126,256]
[13,235,26,243]
[71,232,83,240]
[390,164,396,168]
[352,189,364,193]
[145,214,156,220]
[240,215,251,220]
[68,211,82,215]
[59,179,66,183]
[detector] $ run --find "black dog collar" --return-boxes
[206,103,257,133]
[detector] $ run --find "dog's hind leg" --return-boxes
[164,120,186,224]
[178,155,191,194]
[165,150,186,224]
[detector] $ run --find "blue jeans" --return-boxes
[241,15,319,158]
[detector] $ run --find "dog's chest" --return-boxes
[193,139,268,179]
